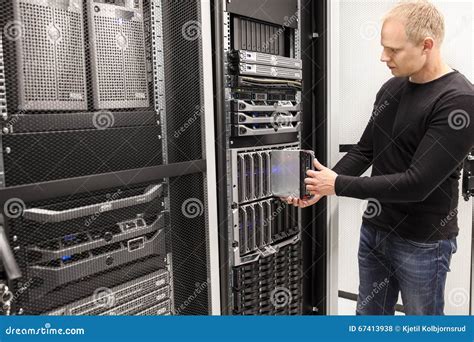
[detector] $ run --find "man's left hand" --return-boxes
[305,159,338,196]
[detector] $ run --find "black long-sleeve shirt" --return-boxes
[333,71,474,241]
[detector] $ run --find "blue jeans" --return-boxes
[356,223,457,315]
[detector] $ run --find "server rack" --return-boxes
[213,0,303,315]
[212,0,329,315]
[0,0,217,316]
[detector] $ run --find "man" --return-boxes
[286,0,473,315]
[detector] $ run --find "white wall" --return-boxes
[330,0,473,315]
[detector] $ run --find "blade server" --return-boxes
[218,0,305,315]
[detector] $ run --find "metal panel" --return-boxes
[200,0,221,315]
[14,0,88,111]
[0,34,7,118]
[88,0,149,109]
[47,270,170,315]
[232,50,302,69]
[235,63,302,80]
[226,0,298,29]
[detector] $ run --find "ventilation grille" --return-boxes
[47,270,171,316]
[89,0,149,109]
[3,125,163,186]
[232,240,302,315]
[15,0,87,110]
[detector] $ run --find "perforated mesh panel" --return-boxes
[162,0,203,163]
[16,0,87,110]
[0,0,210,317]
[158,0,210,314]
[88,0,149,109]
[169,174,209,315]
[7,181,169,314]
[3,125,163,186]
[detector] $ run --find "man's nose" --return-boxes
[380,50,390,63]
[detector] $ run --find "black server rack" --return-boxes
[0,0,212,316]
[214,0,303,315]
[212,0,329,315]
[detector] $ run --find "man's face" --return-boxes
[380,18,427,77]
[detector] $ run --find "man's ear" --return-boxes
[422,37,435,54]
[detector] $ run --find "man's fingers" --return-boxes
[306,170,319,178]
[313,158,326,171]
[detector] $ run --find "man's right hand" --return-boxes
[281,194,323,208]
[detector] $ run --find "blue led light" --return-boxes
[63,234,76,241]
[61,255,72,262]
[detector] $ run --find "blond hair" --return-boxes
[384,0,445,45]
